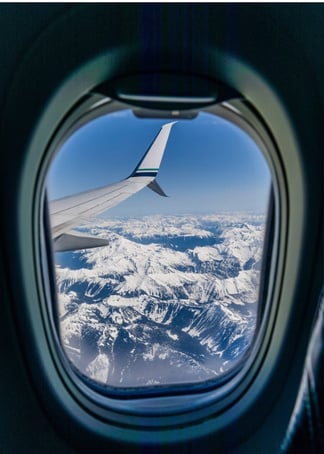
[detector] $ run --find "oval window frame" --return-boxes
[37,91,283,424]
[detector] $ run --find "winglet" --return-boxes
[148,180,168,197]
[132,121,177,177]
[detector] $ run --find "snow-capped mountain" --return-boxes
[55,213,266,388]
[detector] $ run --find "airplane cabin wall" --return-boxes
[0,5,322,453]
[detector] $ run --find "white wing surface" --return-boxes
[49,121,176,251]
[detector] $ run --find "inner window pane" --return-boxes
[46,109,271,389]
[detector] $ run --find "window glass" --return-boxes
[47,109,271,389]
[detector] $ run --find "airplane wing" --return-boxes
[49,121,176,252]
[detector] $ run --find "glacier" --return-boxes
[54,213,266,389]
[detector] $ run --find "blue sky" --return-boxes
[47,109,271,216]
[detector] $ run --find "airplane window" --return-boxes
[46,108,272,392]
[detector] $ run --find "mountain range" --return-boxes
[55,213,266,389]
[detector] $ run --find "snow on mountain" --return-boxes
[55,213,266,388]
